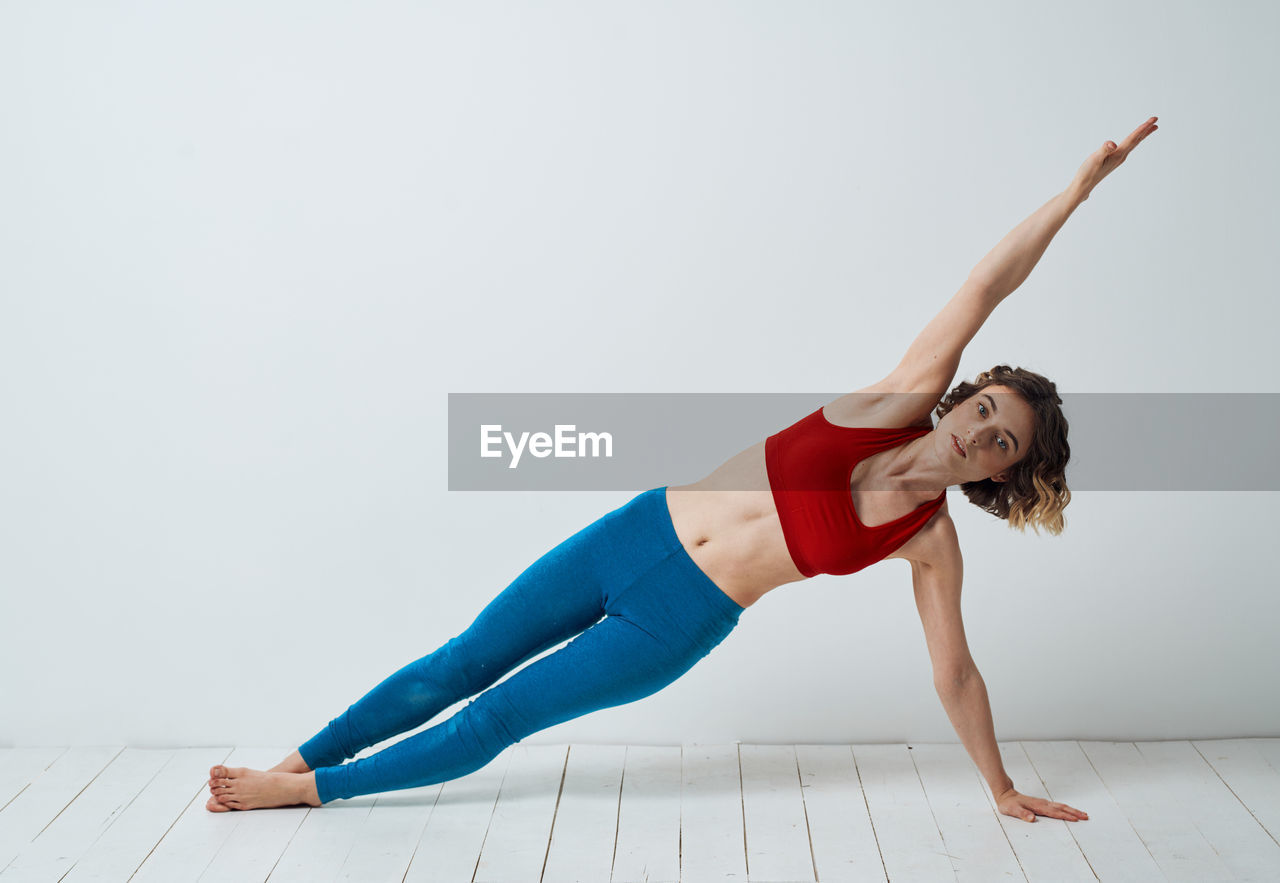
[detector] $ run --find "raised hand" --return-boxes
[996,786,1090,823]
[1070,115,1158,202]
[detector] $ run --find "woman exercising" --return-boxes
[208,117,1157,823]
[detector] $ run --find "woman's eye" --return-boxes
[998,437,1007,451]
[978,403,987,416]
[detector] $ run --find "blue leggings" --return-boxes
[298,487,745,804]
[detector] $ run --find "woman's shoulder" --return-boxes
[887,498,961,566]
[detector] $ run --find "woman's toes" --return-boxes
[207,795,231,813]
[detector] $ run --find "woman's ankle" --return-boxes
[268,749,312,774]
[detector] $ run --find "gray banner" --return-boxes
[447,393,1280,491]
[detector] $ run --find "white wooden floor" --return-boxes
[1,740,1278,882]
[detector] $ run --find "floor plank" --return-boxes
[1192,738,1280,845]
[265,776,444,883]
[333,784,444,882]
[0,740,1272,882]
[1081,740,1233,882]
[189,748,312,883]
[986,742,1093,883]
[739,744,813,883]
[264,786,377,882]
[794,744,885,883]
[0,748,66,812]
[1137,740,1280,882]
[473,744,567,883]
[129,747,277,883]
[853,744,954,883]
[1020,740,1163,882]
[1251,737,1280,776]
[1,747,174,881]
[680,743,747,882]
[0,745,123,874]
[612,745,681,883]
[909,743,1023,882]
[542,744,626,883]
[58,748,230,883]
[402,746,512,883]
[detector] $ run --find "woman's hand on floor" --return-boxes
[996,786,1090,823]
[1069,115,1158,202]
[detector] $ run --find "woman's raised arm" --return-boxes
[873,117,1158,401]
[968,116,1158,301]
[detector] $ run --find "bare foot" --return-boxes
[206,753,313,811]
[206,764,321,812]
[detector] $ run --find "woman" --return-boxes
[208,117,1157,823]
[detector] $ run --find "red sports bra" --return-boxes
[765,406,946,578]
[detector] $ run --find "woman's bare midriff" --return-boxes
[664,439,807,609]
[665,398,947,609]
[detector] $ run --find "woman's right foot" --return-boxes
[205,765,321,811]
[207,750,311,812]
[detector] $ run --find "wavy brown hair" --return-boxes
[934,365,1071,535]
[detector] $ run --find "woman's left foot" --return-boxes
[207,765,321,811]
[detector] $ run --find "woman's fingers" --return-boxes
[1128,115,1157,138]
[999,791,1089,823]
[1119,116,1158,154]
[1073,116,1158,197]
[1028,798,1090,821]
[1045,801,1089,821]
[1102,118,1157,169]
[1127,116,1157,140]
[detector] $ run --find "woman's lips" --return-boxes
[953,435,966,457]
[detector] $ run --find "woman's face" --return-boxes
[936,385,1037,483]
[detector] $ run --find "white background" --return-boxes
[2,0,1276,750]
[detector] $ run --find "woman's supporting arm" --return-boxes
[937,670,1090,823]
[935,667,1014,797]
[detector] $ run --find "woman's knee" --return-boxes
[447,688,531,761]
[400,635,503,703]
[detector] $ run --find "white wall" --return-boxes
[2,0,1276,750]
